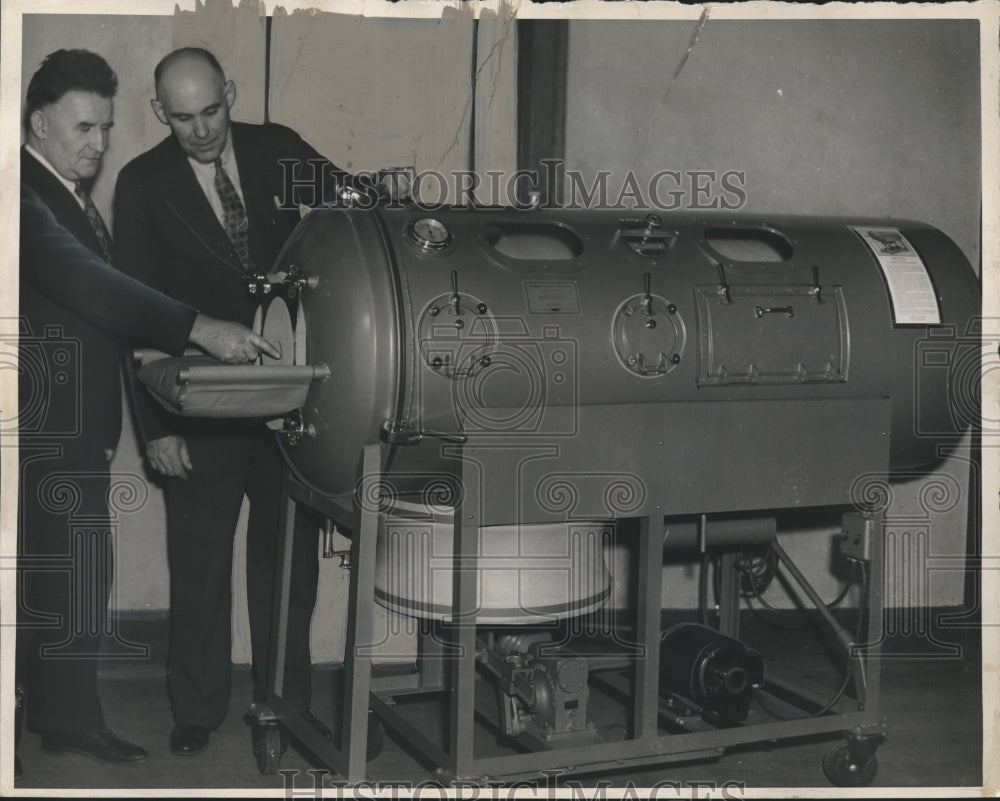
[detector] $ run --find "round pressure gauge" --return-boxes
[407,217,452,251]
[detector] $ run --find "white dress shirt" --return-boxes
[24,143,87,211]
[185,132,247,229]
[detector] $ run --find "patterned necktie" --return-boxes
[74,182,114,263]
[213,158,251,270]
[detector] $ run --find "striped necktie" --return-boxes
[74,182,113,263]
[213,158,251,270]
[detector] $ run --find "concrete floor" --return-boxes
[13,613,983,793]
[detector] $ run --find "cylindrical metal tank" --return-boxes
[273,206,980,501]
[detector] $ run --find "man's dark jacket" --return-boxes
[18,151,197,734]
[112,121,336,723]
[20,150,196,462]
[113,121,334,442]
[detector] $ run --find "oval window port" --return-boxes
[703,227,794,263]
[481,222,584,261]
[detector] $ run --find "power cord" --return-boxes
[754,559,869,720]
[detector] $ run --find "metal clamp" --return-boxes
[518,190,542,212]
[244,266,318,300]
[754,305,794,318]
[283,264,320,298]
[380,419,467,445]
[279,410,316,446]
[321,519,351,565]
[811,264,824,304]
[716,263,732,304]
[244,273,274,297]
[641,272,653,315]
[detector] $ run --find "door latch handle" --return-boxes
[754,305,794,318]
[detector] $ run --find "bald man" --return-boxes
[113,47,345,758]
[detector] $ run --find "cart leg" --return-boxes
[634,515,663,739]
[717,550,741,639]
[448,455,479,779]
[340,444,381,782]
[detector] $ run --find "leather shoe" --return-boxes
[42,729,147,763]
[301,710,333,741]
[169,723,210,756]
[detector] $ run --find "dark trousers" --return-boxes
[163,427,319,729]
[17,445,111,734]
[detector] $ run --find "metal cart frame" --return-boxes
[258,442,887,786]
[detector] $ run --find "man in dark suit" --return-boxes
[17,49,278,777]
[113,47,357,757]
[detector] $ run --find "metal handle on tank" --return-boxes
[380,420,468,445]
[754,305,795,318]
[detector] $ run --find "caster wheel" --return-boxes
[822,742,878,787]
[253,726,286,775]
[431,768,456,786]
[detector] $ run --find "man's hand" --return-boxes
[189,314,280,363]
[147,435,193,479]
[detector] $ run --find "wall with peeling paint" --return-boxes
[266,4,517,204]
[564,18,980,270]
[563,17,980,610]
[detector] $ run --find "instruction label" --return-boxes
[524,281,581,314]
[851,226,940,325]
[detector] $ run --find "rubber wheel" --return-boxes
[254,727,283,775]
[432,768,456,786]
[822,742,878,787]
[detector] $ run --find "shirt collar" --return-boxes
[186,128,237,177]
[24,143,84,203]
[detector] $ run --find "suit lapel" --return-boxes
[159,138,245,273]
[21,149,103,256]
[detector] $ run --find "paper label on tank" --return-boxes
[851,226,941,325]
[524,282,581,314]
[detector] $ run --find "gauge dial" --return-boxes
[407,217,452,251]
